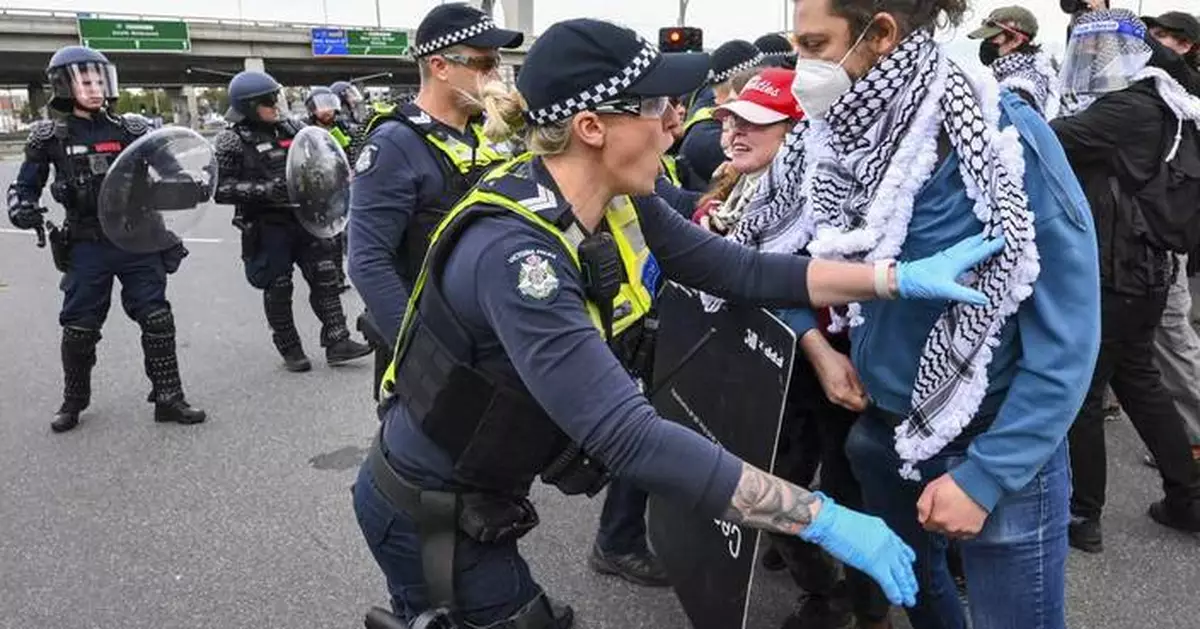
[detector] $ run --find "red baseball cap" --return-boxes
[714,68,805,125]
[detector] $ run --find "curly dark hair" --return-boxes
[828,0,969,38]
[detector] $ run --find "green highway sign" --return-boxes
[77,18,191,52]
[347,29,408,56]
[312,28,409,57]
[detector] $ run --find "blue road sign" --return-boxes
[311,27,349,56]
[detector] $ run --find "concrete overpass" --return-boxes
[0,6,531,126]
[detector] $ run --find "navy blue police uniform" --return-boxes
[676,40,765,188]
[347,2,522,399]
[303,86,355,292]
[6,45,205,432]
[350,19,823,629]
[212,70,371,372]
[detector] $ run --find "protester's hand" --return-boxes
[692,198,720,225]
[895,233,1004,305]
[799,492,918,607]
[917,473,988,539]
[801,331,866,412]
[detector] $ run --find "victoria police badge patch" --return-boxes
[517,253,559,300]
[355,144,378,174]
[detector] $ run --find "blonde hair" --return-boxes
[482,82,571,155]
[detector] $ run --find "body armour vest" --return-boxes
[232,118,303,219]
[379,154,657,496]
[359,102,511,283]
[43,113,148,226]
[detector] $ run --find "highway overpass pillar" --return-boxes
[25,83,47,120]
[166,86,201,129]
[468,0,533,35]
[243,57,290,114]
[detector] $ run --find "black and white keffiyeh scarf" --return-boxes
[730,30,1040,480]
[991,51,1060,118]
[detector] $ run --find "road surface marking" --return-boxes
[0,228,225,244]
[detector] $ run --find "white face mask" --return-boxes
[790,25,873,120]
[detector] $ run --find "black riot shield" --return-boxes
[286,125,351,239]
[98,127,216,253]
[647,282,797,629]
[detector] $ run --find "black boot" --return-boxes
[326,338,373,365]
[303,255,371,365]
[1068,516,1103,553]
[264,276,307,371]
[588,543,670,587]
[53,326,101,433]
[140,309,206,425]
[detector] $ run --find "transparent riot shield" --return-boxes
[286,126,351,239]
[98,127,216,253]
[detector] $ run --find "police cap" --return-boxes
[709,40,765,84]
[517,18,710,126]
[410,2,524,58]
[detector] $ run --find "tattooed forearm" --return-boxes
[721,462,820,536]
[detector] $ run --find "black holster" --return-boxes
[48,223,71,273]
[540,444,611,497]
[234,216,260,260]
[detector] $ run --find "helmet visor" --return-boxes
[1061,18,1152,96]
[341,85,363,105]
[53,61,119,106]
[309,92,341,116]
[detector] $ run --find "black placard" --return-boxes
[647,283,797,629]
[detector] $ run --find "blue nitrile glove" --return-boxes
[895,233,1005,305]
[799,492,918,607]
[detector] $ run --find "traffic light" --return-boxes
[659,26,703,53]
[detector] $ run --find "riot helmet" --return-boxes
[1060,10,1152,98]
[330,81,366,123]
[305,86,341,125]
[226,70,283,124]
[47,46,119,113]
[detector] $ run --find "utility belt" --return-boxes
[44,219,104,273]
[368,431,560,629]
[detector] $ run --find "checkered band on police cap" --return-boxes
[524,39,660,125]
[410,16,498,58]
[710,52,765,84]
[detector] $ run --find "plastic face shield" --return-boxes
[56,62,119,104]
[1060,18,1152,96]
[308,92,341,117]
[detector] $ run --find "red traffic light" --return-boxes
[659,26,702,53]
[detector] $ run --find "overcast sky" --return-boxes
[5,0,1195,68]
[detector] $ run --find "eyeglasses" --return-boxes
[254,93,279,108]
[441,53,502,74]
[593,95,671,119]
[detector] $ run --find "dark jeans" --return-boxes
[847,413,1070,629]
[595,479,650,555]
[768,338,890,623]
[59,240,168,329]
[1069,290,1200,520]
[352,463,545,626]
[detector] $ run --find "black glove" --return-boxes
[267,177,291,204]
[8,201,44,230]
[162,241,190,274]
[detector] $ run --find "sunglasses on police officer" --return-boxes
[441,53,502,74]
[592,95,671,119]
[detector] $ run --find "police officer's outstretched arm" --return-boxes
[7,121,53,230]
[636,194,1003,307]
[458,218,918,607]
[212,129,287,206]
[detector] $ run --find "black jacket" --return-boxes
[1052,80,1176,296]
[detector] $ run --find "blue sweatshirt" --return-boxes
[783,91,1100,511]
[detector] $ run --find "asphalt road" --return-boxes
[0,158,1197,629]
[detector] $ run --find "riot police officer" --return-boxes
[331,80,368,128]
[304,85,354,291]
[352,17,1004,629]
[213,70,372,372]
[348,2,520,397]
[6,45,206,432]
[304,86,354,149]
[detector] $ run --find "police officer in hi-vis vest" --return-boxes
[347,2,519,397]
[352,16,1006,629]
